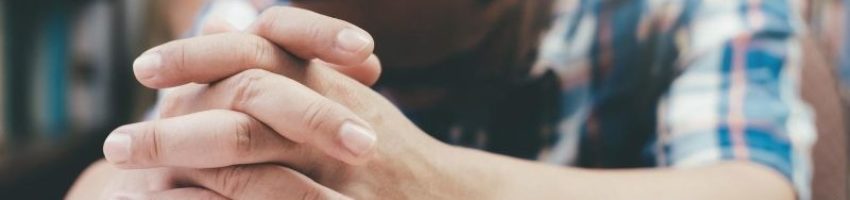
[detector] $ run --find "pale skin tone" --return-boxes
[69,2,795,200]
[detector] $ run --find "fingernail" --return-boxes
[339,121,377,156]
[103,131,132,164]
[335,29,372,53]
[133,52,162,80]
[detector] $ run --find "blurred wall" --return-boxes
[0,0,160,198]
[0,0,6,155]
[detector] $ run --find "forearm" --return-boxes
[442,146,795,200]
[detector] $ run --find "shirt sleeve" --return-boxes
[653,1,816,199]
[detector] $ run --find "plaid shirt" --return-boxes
[534,0,816,199]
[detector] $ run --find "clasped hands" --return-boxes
[95,7,463,200]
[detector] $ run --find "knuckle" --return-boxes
[304,23,328,47]
[143,122,166,164]
[228,69,269,111]
[177,43,188,75]
[147,41,188,84]
[302,20,346,57]
[255,7,290,35]
[302,100,334,140]
[237,34,270,68]
[214,166,255,196]
[162,41,190,76]
[229,113,257,159]
[251,37,270,69]
[256,6,340,57]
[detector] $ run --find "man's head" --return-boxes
[291,0,552,70]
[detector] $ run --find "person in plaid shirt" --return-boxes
[534,0,816,198]
[70,0,838,199]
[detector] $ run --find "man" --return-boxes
[69,0,814,199]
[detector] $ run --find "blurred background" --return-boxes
[0,0,848,199]
[0,0,189,198]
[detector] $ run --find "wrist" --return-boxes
[429,146,505,199]
[357,125,498,199]
[376,135,564,199]
[436,146,593,199]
